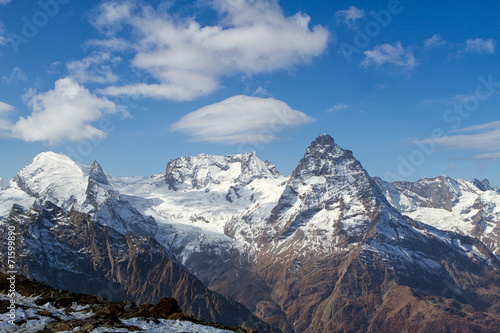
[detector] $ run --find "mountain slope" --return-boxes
[0,202,279,332]
[182,135,500,332]
[374,176,500,256]
[0,135,499,332]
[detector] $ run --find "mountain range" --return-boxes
[1,134,499,332]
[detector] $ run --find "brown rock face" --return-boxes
[179,135,500,332]
[150,297,180,317]
[0,203,280,333]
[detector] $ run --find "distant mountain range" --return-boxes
[1,134,499,332]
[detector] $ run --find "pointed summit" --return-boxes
[290,134,360,180]
[472,178,492,191]
[309,133,335,149]
[89,160,109,185]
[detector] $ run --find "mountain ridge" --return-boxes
[1,134,500,332]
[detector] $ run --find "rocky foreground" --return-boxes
[0,274,256,333]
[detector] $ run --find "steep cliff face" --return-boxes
[0,202,279,333]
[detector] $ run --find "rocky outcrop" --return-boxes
[0,274,257,332]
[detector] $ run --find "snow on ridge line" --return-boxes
[0,294,234,333]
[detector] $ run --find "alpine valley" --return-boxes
[1,134,500,332]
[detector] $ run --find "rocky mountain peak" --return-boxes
[290,134,361,181]
[472,178,493,191]
[165,152,281,191]
[89,160,109,185]
[308,133,335,150]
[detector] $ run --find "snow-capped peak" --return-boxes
[89,160,109,185]
[12,151,88,209]
[472,178,493,192]
[165,152,281,191]
[290,134,363,182]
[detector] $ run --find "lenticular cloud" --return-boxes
[172,95,315,144]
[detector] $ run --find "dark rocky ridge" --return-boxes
[0,273,257,332]
[0,202,280,333]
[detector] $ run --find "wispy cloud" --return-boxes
[423,34,447,49]
[2,67,27,84]
[0,21,7,46]
[465,152,500,160]
[172,95,315,144]
[414,121,500,160]
[66,52,121,84]
[1,78,125,144]
[91,0,329,101]
[361,42,418,74]
[0,101,13,131]
[327,104,351,113]
[253,86,270,97]
[451,121,500,133]
[462,38,496,54]
[0,0,11,6]
[0,101,13,114]
[335,6,365,29]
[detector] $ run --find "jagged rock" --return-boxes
[44,321,71,332]
[0,273,263,333]
[150,297,180,317]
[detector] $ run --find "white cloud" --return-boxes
[361,42,418,74]
[91,0,329,101]
[327,104,351,113]
[6,78,123,144]
[171,95,315,144]
[0,0,11,6]
[462,38,496,54]
[423,34,447,49]
[66,52,121,84]
[414,121,500,160]
[0,101,13,113]
[335,6,365,29]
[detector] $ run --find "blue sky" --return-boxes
[0,0,499,186]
